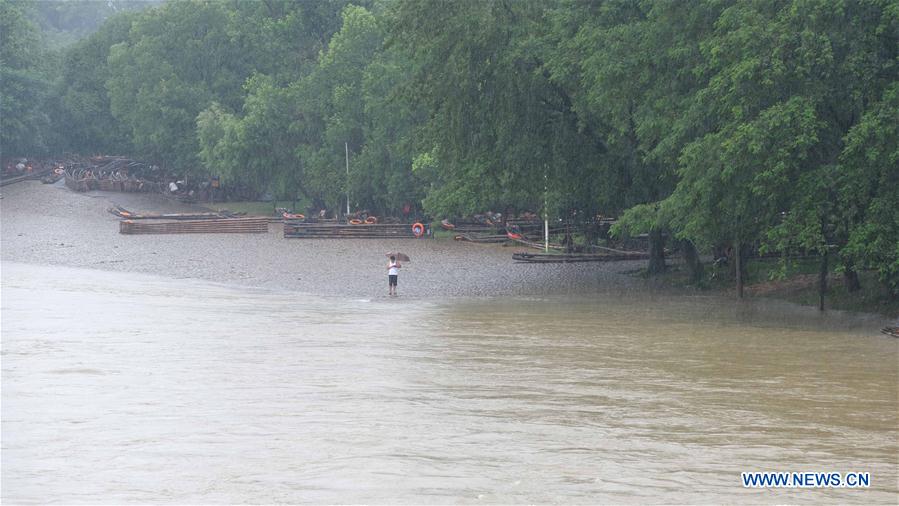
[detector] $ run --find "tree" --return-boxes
[1,0,52,157]
[106,1,256,171]
[838,83,899,296]
[54,12,135,154]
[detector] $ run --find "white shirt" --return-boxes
[388,262,398,276]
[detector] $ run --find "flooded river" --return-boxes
[2,262,897,504]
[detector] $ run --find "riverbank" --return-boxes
[3,181,896,320]
[0,182,644,298]
[636,259,899,319]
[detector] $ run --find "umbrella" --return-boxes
[386,252,410,262]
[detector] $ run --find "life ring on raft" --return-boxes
[349,219,363,225]
[282,212,305,220]
[364,216,378,224]
[54,168,65,175]
[411,222,425,237]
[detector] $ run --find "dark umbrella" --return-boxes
[386,252,411,262]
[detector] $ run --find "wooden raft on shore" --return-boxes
[0,168,52,187]
[108,205,241,220]
[284,221,423,239]
[513,250,650,263]
[120,217,268,235]
[454,233,509,243]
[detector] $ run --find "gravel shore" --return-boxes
[1,182,644,297]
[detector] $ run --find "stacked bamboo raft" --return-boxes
[284,221,424,239]
[120,217,268,234]
[512,250,650,263]
[1,168,52,187]
[108,205,241,220]
[453,233,509,243]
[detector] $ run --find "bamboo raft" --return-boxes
[108,205,241,220]
[881,327,899,338]
[120,217,268,235]
[0,168,52,187]
[454,233,509,243]
[508,235,565,251]
[440,221,499,233]
[512,250,650,263]
[284,221,424,239]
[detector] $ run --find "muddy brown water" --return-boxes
[2,262,896,504]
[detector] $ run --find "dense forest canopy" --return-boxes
[1,0,897,295]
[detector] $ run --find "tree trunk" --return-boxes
[843,263,861,292]
[818,250,828,311]
[585,221,597,247]
[734,238,743,298]
[682,239,703,284]
[647,229,666,275]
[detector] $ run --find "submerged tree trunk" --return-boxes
[585,220,597,247]
[647,229,666,275]
[682,239,703,284]
[843,261,861,292]
[734,238,743,299]
[819,250,829,311]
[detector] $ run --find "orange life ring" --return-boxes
[282,212,305,220]
[349,219,363,225]
[412,222,425,237]
[364,216,378,224]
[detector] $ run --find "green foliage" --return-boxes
[7,0,899,298]
[1,0,52,157]
[27,0,160,50]
[53,11,135,154]
[838,83,899,294]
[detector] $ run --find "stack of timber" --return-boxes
[284,221,423,239]
[513,249,650,263]
[120,217,268,235]
[65,161,163,193]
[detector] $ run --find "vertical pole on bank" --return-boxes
[544,172,549,252]
[345,142,350,216]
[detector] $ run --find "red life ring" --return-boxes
[412,222,425,237]
[364,216,378,224]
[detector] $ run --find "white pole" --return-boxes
[345,142,350,216]
[544,172,549,252]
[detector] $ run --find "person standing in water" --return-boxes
[387,255,401,296]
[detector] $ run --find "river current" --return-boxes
[2,262,896,503]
